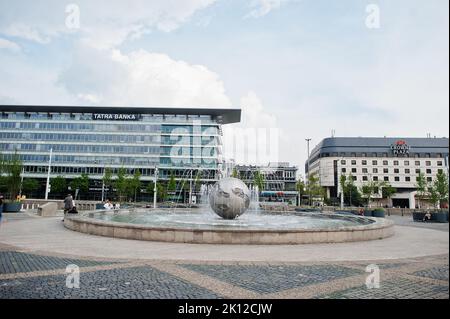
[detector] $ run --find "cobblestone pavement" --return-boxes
[0,244,448,299]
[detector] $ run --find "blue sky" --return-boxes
[0,0,448,175]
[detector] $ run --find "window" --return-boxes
[415,161,421,166]
[437,161,443,166]
[362,176,368,181]
[405,177,411,182]
[342,168,347,173]
[384,176,389,182]
[416,169,421,174]
[383,160,388,165]
[405,169,410,174]
[373,168,378,174]
[383,168,389,174]
[362,160,367,165]
[352,176,357,181]
[362,168,368,173]
[404,161,410,166]
[427,177,433,182]
[394,177,400,182]
[426,161,431,166]
[373,176,379,181]
[394,161,399,166]
[341,160,346,165]
[351,160,357,165]
[394,169,400,174]
[372,160,378,165]
[352,168,357,173]
[426,169,432,174]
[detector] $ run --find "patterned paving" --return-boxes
[413,266,449,282]
[0,266,220,299]
[181,264,364,294]
[0,246,448,299]
[317,278,449,299]
[0,251,118,274]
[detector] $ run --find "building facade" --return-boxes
[306,137,449,208]
[234,162,298,204]
[0,105,241,201]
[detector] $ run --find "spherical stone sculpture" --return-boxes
[209,177,251,220]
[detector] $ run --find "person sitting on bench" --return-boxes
[423,211,432,222]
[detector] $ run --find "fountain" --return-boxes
[64,178,395,244]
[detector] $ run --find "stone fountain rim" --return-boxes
[65,209,394,234]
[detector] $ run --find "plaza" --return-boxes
[0,211,448,299]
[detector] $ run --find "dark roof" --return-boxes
[0,105,241,124]
[310,137,449,158]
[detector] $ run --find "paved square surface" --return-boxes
[413,266,449,282]
[317,278,449,299]
[0,266,220,299]
[0,251,118,274]
[181,264,363,294]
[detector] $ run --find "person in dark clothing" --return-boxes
[64,194,74,214]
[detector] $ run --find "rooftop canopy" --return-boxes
[0,105,241,124]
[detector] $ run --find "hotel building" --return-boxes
[306,137,449,208]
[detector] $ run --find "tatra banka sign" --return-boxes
[92,114,141,121]
[391,140,410,156]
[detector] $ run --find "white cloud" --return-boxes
[0,37,21,52]
[246,0,291,18]
[239,91,277,128]
[58,45,231,107]
[223,91,281,165]
[2,23,51,44]
[0,0,217,48]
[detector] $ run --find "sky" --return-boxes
[0,0,448,176]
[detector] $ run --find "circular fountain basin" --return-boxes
[64,209,395,244]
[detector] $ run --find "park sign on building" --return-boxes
[92,113,141,121]
[391,140,411,156]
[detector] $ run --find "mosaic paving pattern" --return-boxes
[181,264,363,294]
[317,278,449,299]
[0,266,220,299]
[412,266,449,282]
[0,251,118,274]
[0,246,448,299]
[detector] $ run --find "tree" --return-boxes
[157,182,167,202]
[341,174,363,207]
[128,170,141,202]
[0,152,8,194]
[306,173,325,206]
[21,179,40,197]
[102,167,113,199]
[429,171,449,208]
[194,170,203,192]
[296,177,306,205]
[361,180,380,207]
[231,168,239,178]
[253,170,265,193]
[167,174,177,193]
[146,181,155,196]
[70,173,89,198]
[381,182,397,207]
[416,172,428,209]
[115,167,128,202]
[3,151,23,200]
[51,176,67,195]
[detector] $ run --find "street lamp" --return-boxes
[44,148,53,200]
[153,166,158,209]
[305,138,312,206]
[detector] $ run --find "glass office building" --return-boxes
[0,105,241,201]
